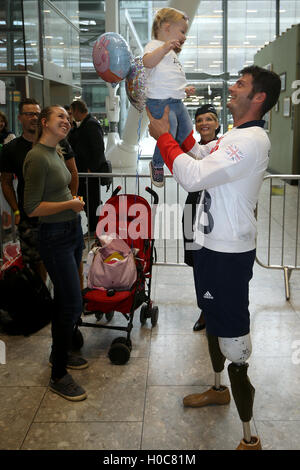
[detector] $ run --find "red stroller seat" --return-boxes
[74,186,159,365]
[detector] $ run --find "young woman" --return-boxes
[23,105,87,402]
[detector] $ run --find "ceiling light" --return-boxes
[246,10,258,13]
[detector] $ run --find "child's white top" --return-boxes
[144,39,187,99]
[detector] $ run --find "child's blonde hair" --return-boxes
[152,7,189,39]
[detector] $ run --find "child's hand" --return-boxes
[185,86,196,96]
[163,39,181,53]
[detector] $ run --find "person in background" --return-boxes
[183,104,221,332]
[0,111,15,146]
[63,104,77,132]
[0,111,16,230]
[23,105,88,402]
[0,99,45,278]
[69,99,107,232]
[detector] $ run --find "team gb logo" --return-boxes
[225,144,244,163]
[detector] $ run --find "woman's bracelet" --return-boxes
[14,209,20,216]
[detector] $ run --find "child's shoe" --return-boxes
[149,161,164,187]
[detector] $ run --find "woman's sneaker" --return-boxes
[49,373,87,401]
[149,161,164,187]
[49,353,89,370]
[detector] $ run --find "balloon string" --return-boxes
[135,112,143,197]
[130,112,143,251]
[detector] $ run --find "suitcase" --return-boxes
[0,263,53,336]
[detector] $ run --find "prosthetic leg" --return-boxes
[183,334,230,407]
[219,335,261,450]
[183,333,261,450]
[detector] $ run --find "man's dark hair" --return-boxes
[18,98,40,114]
[239,65,281,117]
[70,99,88,114]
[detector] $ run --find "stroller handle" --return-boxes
[111,185,159,204]
[111,185,122,197]
[145,186,159,204]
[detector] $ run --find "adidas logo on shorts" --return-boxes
[203,291,214,300]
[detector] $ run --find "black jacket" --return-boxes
[69,113,106,173]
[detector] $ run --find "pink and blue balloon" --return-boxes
[92,32,132,84]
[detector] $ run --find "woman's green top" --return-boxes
[23,142,76,223]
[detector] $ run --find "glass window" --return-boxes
[43,1,80,87]
[28,76,43,105]
[51,1,79,27]
[228,0,276,75]
[23,0,41,74]
[0,75,26,133]
[79,0,105,76]
[279,0,300,33]
[180,1,223,75]
[0,32,8,70]
[0,0,25,71]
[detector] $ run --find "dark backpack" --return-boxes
[0,264,53,336]
[99,159,112,189]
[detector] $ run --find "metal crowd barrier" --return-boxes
[1,172,300,302]
[255,174,300,300]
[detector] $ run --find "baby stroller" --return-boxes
[73,185,159,365]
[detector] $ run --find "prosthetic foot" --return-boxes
[183,385,230,408]
[236,436,262,450]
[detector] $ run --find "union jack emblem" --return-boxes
[225,144,244,162]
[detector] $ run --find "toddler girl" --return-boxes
[143,7,195,187]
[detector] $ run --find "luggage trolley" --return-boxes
[73,185,159,365]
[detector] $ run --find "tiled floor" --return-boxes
[1,157,300,451]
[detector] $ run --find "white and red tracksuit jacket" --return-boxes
[157,122,270,253]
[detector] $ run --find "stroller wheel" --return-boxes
[72,327,84,350]
[112,336,132,351]
[95,312,103,321]
[105,311,114,322]
[140,304,148,325]
[151,306,159,327]
[108,341,131,365]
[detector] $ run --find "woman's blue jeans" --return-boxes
[146,98,193,168]
[38,216,84,379]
